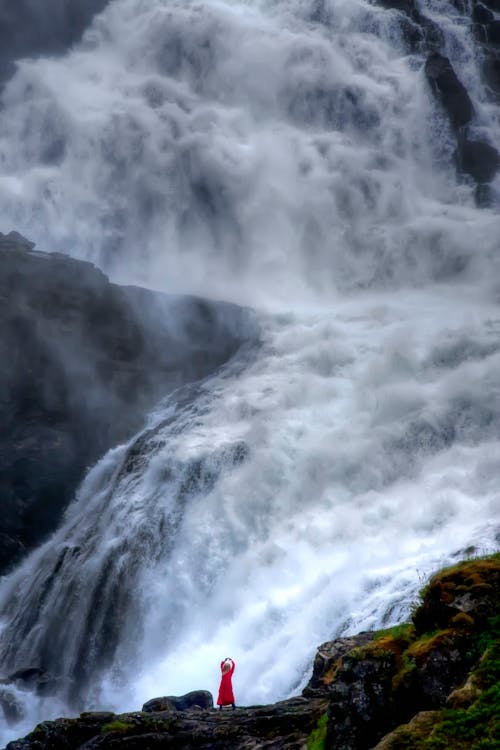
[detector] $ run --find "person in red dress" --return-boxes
[217,657,236,710]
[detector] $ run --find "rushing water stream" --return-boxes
[1,1,500,745]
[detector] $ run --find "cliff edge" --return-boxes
[0,231,254,574]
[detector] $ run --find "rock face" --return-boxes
[309,554,500,750]
[424,53,474,130]
[0,231,255,574]
[4,554,499,749]
[377,0,500,194]
[456,138,500,183]
[0,0,109,85]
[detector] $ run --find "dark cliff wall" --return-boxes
[0,231,254,574]
[380,0,500,202]
[0,0,110,84]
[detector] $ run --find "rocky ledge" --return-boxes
[0,231,255,574]
[3,553,499,749]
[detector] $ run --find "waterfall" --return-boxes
[1,1,500,745]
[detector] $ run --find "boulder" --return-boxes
[302,633,375,696]
[142,691,214,712]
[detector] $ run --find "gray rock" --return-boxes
[0,1,109,86]
[0,687,25,724]
[456,138,500,183]
[425,53,474,130]
[0,232,256,574]
[142,690,214,712]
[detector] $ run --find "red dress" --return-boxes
[217,659,235,706]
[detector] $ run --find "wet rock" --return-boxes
[6,698,328,750]
[6,713,116,750]
[6,667,57,696]
[483,52,500,96]
[302,633,375,696]
[480,0,500,10]
[0,687,25,724]
[0,1,110,86]
[425,53,474,130]
[474,3,495,24]
[486,20,500,44]
[456,138,500,183]
[0,232,255,574]
[142,691,214,712]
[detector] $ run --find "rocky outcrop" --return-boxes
[424,53,474,131]
[0,231,255,574]
[377,0,500,195]
[308,553,500,750]
[0,1,109,85]
[4,554,499,749]
[5,698,329,750]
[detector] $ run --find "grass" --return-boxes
[101,719,136,734]
[307,713,328,750]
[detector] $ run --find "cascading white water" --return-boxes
[1,0,500,745]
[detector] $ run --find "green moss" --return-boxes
[476,615,500,655]
[313,555,500,750]
[101,716,173,736]
[392,652,417,691]
[408,629,456,664]
[374,624,415,643]
[32,722,50,736]
[379,714,444,750]
[307,713,328,750]
[398,639,500,749]
[424,688,500,749]
[101,719,135,735]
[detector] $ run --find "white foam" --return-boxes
[1,1,500,745]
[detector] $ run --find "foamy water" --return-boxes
[1,0,500,745]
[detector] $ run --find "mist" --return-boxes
[0,0,498,301]
[0,1,499,746]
